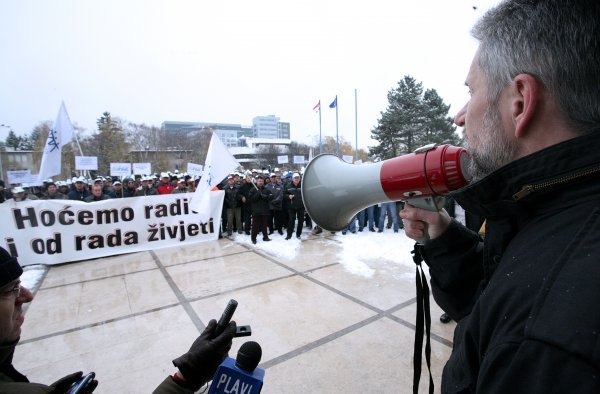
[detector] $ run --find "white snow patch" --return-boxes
[229,229,420,278]
[21,265,47,292]
[335,230,419,277]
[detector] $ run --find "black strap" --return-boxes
[412,243,434,394]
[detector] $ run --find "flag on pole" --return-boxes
[312,100,321,112]
[189,133,240,222]
[38,102,74,181]
[329,96,337,108]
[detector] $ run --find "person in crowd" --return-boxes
[341,215,357,235]
[148,175,156,187]
[58,181,70,196]
[172,179,190,194]
[84,185,111,202]
[42,182,67,200]
[112,181,124,198]
[248,175,273,244]
[135,176,159,197]
[20,186,39,200]
[157,173,174,194]
[238,173,255,235]
[185,175,196,192]
[400,1,600,391]
[102,178,116,198]
[0,186,6,204]
[223,176,243,236]
[284,173,304,240]
[9,187,37,202]
[0,247,236,393]
[266,173,284,235]
[378,202,399,233]
[67,177,91,201]
[357,205,377,232]
[123,178,138,198]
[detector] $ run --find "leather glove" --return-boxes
[173,319,236,390]
[49,371,98,393]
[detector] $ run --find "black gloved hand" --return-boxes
[173,319,236,391]
[49,371,98,393]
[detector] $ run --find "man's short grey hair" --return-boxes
[473,0,600,133]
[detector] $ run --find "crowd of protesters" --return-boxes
[0,167,406,244]
[0,171,197,204]
[216,168,405,245]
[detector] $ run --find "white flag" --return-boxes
[38,102,74,181]
[189,133,239,222]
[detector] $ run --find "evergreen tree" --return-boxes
[369,76,459,161]
[85,112,130,175]
[5,130,21,150]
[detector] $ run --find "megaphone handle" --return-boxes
[405,196,445,245]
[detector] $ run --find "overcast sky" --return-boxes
[0,0,500,149]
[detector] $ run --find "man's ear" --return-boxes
[511,74,539,139]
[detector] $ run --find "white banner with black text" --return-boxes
[0,191,224,266]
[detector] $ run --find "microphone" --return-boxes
[208,341,265,394]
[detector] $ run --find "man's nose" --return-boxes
[454,103,467,127]
[17,286,34,304]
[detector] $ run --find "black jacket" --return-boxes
[266,182,284,210]
[422,131,600,393]
[249,186,272,215]
[224,185,243,209]
[67,188,90,201]
[284,181,304,210]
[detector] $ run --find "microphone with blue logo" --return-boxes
[208,341,265,394]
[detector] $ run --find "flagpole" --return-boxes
[335,95,339,157]
[319,103,322,155]
[354,89,358,161]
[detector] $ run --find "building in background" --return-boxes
[162,115,292,169]
[252,115,290,139]
[163,114,290,147]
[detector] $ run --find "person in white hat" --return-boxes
[284,173,304,240]
[135,176,159,197]
[67,178,91,201]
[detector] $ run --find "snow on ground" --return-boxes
[21,265,47,292]
[232,228,418,278]
[336,230,417,278]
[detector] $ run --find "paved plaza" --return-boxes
[16,230,455,393]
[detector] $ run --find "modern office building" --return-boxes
[252,115,290,139]
[161,121,254,148]
[162,116,289,147]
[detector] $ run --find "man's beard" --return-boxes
[464,104,518,181]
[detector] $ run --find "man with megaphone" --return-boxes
[399,1,600,393]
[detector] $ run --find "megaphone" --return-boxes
[301,144,471,231]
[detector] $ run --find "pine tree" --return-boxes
[87,112,130,175]
[5,130,21,150]
[369,76,459,161]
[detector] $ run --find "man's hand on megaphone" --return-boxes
[400,203,452,242]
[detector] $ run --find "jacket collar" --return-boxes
[452,131,600,219]
[0,339,18,366]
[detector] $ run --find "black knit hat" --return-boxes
[0,247,22,288]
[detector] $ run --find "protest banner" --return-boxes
[277,155,288,164]
[110,163,132,177]
[7,170,32,185]
[75,156,98,171]
[187,163,203,177]
[293,155,305,164]
[0,191,224,266]
[133,162,152,175]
